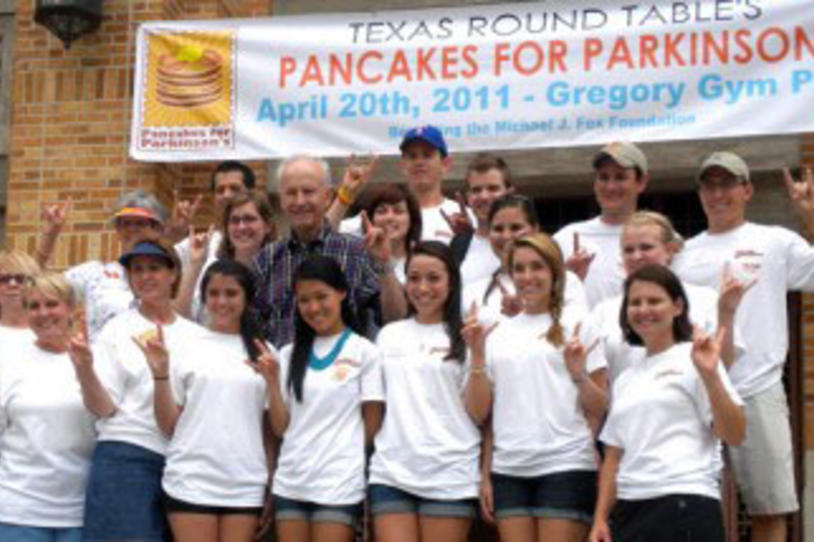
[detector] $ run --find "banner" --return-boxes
[130,0,814,161]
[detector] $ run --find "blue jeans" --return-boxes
[0,523,82,542]
[82,441,168,542]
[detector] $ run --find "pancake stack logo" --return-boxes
[138,30,236,152]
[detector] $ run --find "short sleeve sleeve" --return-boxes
[579,319,608,374]
[64,260,100,300]
[784,228,814,291]
[599,404,623,448]
[359,341,385,403]
[693,361,744,425]
[92,329,126,406]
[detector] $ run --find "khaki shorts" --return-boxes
[726,381,799,515]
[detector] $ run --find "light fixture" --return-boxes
[34,0,103,50]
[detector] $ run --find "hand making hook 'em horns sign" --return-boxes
[718,261,757,317]
[461,302,499,359]
[439,191,474,236]
[563,322,600,384]
[361,210,392,266]
[496,278,523,317]
[248,338,281,385]
[132,325,170,379]
[564,232,596,282]
[691,325,727,380]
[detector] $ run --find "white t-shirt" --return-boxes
[460,234,501,285]
[273,331,384,505]
[486,311,606,477]
[672,222,814,398]
[554,217,626,309]
[0,344,96,527]
[420,198,476,244]
[0,325,35,355]
[162,331,273,507]
[600,342,742,500]
[370,319,481,500]
[340,198,476,245]
[461,270,588,325]
[94,308,206,454]
[592,282,720,383]
[65,261,134,342]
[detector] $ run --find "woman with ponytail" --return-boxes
[257,254,384,542]
[464,233,608,542]
[141,259,275,541]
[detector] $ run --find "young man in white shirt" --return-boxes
[456,153,514,284]
[673,152,814,542]
[553,142,650,308]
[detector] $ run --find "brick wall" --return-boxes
[801,132,814,450]
[4,0,270,265]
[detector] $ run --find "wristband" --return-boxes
[337,185,355,205]
[154,375,169,381]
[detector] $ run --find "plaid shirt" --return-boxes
[252,223,381,348]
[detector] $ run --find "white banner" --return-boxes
[130,0,814,161]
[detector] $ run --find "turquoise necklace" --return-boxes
[308,328,352,371]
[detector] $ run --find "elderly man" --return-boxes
[253,155,406,347]
[674,152,814,542]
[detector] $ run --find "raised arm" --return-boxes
[461,303,496,426]
[249,339,289,438]
[326,155,378,230]
[782,166,814,242]
[37,203,68,269]
[691,327,746,445]
[172,226,212,318]
[68,326,117,418]
[134,325,182,437]
[564,322,608,433]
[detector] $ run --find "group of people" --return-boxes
[0,124,812,542]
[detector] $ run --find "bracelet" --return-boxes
[469,366,487,375]
[154,375,169,381]
[336,185,355,205]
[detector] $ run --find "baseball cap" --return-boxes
[592,142,648,175]
[119,240,175,268]
[399,125,448,157]
[697,151,750,184]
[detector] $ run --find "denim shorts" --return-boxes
[0,523,82,542]
[491,470,597,523]
[273,495,362,527]
[164,492,262,516]
[82,441,168,542]
[368,484,477,518]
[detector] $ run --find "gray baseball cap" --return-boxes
[697,151,750,184]
[592,142,648,175]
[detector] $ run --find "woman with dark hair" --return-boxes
[465,233,607,542]
[589,264,745,542]
[369,241,480,542]
[0,274,95,541]
[255,254,384,542]
[462,195,587,324]
[138,259,275,541]
[176,191,275,323]
[70,239,206,541]
[362,183,422,285]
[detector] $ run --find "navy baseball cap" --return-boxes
[399,125,448,157]
[119,240,176,268]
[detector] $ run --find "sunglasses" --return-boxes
[0,274,30,285]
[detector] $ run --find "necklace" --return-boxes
[308,328,352,371]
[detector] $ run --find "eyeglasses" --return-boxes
[228,214,261,226]
[0,274,30,285]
